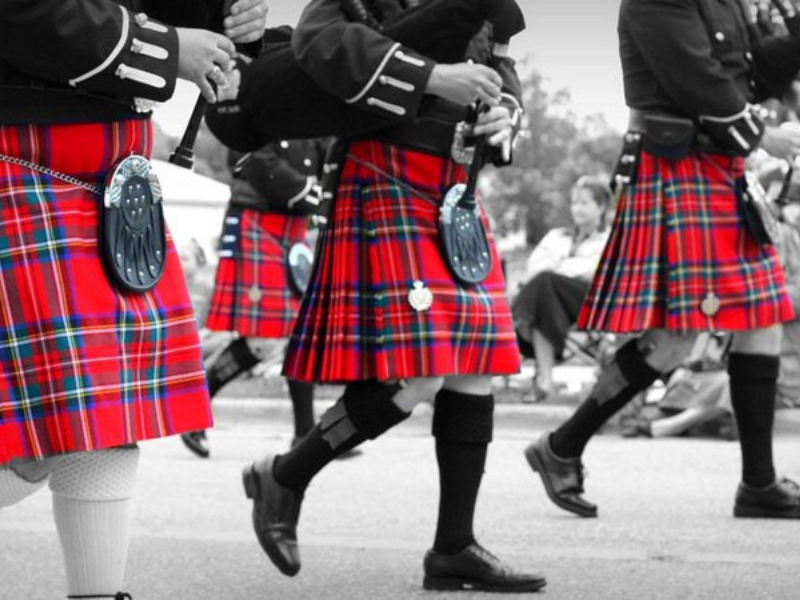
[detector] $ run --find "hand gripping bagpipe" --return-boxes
[169,0,235,169]
[204,0,524,150]
[203,0,524,285]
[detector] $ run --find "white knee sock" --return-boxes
[49,448,139,598]
[0,467,47,508]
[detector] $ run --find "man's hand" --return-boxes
[216,66,241,102]
[224,0,269,43]
[759,123,800,160]
[425,62,502,107]
[176,27,237,103]
[473,105,516,162]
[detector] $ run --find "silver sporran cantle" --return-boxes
[101,156,167,293]
[287,242,314,297]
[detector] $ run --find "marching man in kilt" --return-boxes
[240,0,546,593]
[0,1,267,598]
[526,0,800,520]
[181,138,330,458]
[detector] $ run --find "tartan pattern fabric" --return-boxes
[205,207,309,338]
[0,121,211,464]
[283,140,520,383]
[578,150,794,333]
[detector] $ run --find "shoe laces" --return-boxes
[470,543,512,575]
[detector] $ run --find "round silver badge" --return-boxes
[408,280,433,312]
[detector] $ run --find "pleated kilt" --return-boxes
[283,140,520,383]
[0,121,211,464]
[205,207,308,338]
[578,150,794,333]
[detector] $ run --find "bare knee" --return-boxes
[638,330,697,372]
[731,326,782,356]
[393,377,444,412]
[443,375,493,395]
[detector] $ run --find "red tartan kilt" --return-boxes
[283,140,520,383]
[578,150,794,333]
[205,207,307,338]
[0,121,211,463]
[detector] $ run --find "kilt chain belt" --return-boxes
[0,152,102,195]
[0,152,167,293]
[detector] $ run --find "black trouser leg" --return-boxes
[206,337,261,398]
[549,339,661,458]
[287,379,315,439]
[728,353,779,488]
[431,389,494,555]
[273,381,408,492]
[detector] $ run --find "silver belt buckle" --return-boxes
[450,121,475,165]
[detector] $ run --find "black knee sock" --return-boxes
[206,337,261,398]
[273,381,408,492]
[433,439,486,555]
[728,353,779,488]
[287,379,315,438]
[431,389,493,556]
[550,339,660,458]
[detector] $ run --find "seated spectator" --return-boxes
[622,333,738,440]
[512,175,611,402]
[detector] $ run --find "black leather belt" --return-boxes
[366,117,461,159]
[627,108,739,156]
[0,86,145,126]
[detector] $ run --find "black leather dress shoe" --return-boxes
[423,543,546,593]
[524,433,597,518]
[734,477,800,518]
[181,430,209,459]
[242,455,304,576]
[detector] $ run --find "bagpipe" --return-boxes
[201,0,524,286]
[204,0,524,152]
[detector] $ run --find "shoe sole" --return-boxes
[180,434,210,459]
[734,505,800,519]
[423,574,547,593]
[242,465,301,577]
[524,445,598,519]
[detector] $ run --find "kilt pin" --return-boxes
[578,150,795,334]
[0,121,211,464]
[205,207,308,339]
[283,140,521,383]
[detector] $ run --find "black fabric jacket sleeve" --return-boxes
[292,0,435,122]
[0,0,233,103]
[623,0,748,120]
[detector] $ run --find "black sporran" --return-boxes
[440,187,492,285]
[642,114,695,160]
[440,131,492,286]
[100,156,167,293]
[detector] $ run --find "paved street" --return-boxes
[3,398,800,600]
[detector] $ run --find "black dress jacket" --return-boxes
[206,0,526,160]
[230,138,330,214]
[292,0,524,125]
[0,0,227,124]
[620,0,800,154]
